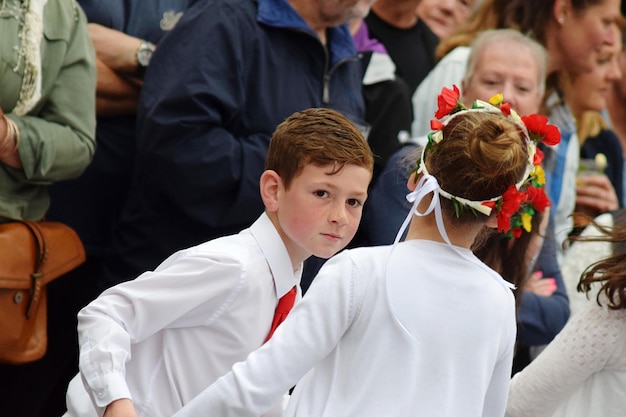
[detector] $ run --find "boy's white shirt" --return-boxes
[64,213,301,417]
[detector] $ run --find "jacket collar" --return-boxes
[256,0,357,66]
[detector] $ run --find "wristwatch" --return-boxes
[136,40,156,71]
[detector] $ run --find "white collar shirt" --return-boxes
[173,240,517,417]
[65,213,301,417]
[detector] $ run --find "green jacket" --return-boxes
[0,0,96,221]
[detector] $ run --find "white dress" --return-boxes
[506,300,626,417]
[174,240,517,417]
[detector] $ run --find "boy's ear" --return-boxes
[260,170,281,212]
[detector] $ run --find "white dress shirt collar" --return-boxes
[250,212,302,298]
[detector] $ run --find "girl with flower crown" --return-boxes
[169,88,559,417]
[366,30,570,372]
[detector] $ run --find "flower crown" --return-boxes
[417,85,561,237]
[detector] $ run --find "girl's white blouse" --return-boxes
[507,300,626,417]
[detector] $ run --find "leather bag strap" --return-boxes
[18,220,47,318]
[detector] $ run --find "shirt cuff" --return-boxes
[88,372,132,414]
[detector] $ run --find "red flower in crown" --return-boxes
[434,85,462,119]
[512,227,523,239]
[482,200,497,211]
[521,114,561,146]
[497,186,527,233]
[430,119,444,131]
[526,185,551,212]
[497,213,512,234]
[499,102,511,116]
[533,147,545,165]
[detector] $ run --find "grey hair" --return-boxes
[463,28,548,100]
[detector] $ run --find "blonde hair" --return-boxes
[577,111,609,145]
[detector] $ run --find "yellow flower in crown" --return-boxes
[521,212,533,233]
[489,93,504,106]
[532,164,546,186]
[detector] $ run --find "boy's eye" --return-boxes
[314,190,329,198]
[347,198,363,208]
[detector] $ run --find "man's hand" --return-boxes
[88,23,143,75]
[87,24,145,116]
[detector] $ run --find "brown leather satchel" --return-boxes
[0,220,85,364]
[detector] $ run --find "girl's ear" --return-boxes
[406,171,419,192]
[485,215,498,229]
[260,170,281,212]
[553,0,571,24]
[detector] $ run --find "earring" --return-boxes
[558,17,565,24]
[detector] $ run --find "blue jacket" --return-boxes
[48,0,189,257]
[104,0,364,286]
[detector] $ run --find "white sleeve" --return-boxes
[77,248,245,413]
[505,303,625,417]
[483,310,516,417]
[172,252,362,417]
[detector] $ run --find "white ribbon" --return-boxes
[393,173,452,246]
[416,144,501,217]
[391,172,515,290]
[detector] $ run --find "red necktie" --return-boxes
[265,286,297,342]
